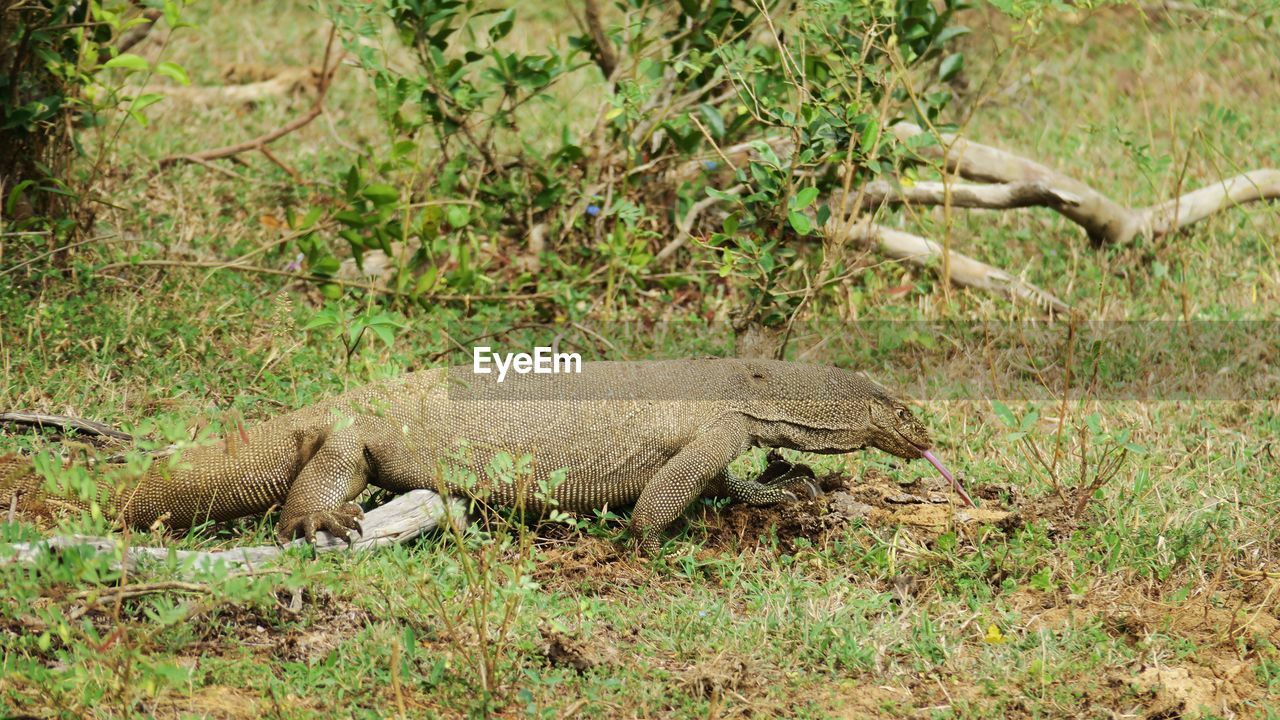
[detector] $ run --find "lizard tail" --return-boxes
[0,452,121,524]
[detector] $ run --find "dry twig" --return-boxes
[158,28,342,171]
[0,412,133,441]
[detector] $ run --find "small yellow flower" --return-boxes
[983,624,1006,644]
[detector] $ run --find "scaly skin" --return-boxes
[1,359,971,553]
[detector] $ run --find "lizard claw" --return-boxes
[276,502,364,546]
[757,457,819,492]
[790,478,822,499]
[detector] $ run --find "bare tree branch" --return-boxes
[159,29,341,170]
[157,67,320,106]
[892,122,1280,245]
[824,217,1071,314]
[852,179,1083,212]
[2,490,466,577]
[655,184,745,264]
[583,0,617,80]
[1143,169,1280,236]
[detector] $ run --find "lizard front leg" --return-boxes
[276,427,370,544]
[737,451,822,500]
[704,451,821,504]
[631,423,747,555]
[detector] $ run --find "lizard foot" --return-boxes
[733,455,821,503]
[276,502,364,546]
[727,480,804,506]
[757,453,818,489]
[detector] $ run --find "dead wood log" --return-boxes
[891,122,1280,245]
[855,179,1083,212]
[157,67,320,106]
[823,218,1071,314]
[2,490,467,577]
[158,28,341,171]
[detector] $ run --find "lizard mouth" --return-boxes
[916,446,977,508]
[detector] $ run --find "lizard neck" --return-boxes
[742,415,870,454]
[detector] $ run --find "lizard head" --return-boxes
[866,388,933,459]
[865,386,976,508]
[737,361,975,507]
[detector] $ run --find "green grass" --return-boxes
[2,1,1279,718]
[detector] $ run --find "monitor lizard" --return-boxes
[1,359,973,554]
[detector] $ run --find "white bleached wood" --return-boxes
[891,123,1280,245]
[824,218,1071,314]
[2,489,466,576]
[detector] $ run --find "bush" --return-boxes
[1,1,188,240]
[298,0,968,322]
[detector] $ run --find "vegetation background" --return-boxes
[1,0,1277,717]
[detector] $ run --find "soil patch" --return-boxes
[699,469,1019,553]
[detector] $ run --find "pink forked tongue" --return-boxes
[921,449,976,508]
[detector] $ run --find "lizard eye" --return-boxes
[896,407,912,421]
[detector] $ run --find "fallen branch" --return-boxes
[1141,1,1255,25]
[892,122,1280,245]
[854,179,1082,212]
[1144,169,1280,236]
[0,412,133,441]
[824,218,1071,313]
[159,28,340,170]
[2,490,466,576]
[158,67,319,106]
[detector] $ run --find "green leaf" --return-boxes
[369,324,397,347]
[939,53,964,82]
[706,186,740,202]
[301,311,338,331]
[792,187,819,211]
[103,53,149,72]
[787,211,811,235]
[311,256,340,275]
[163,0,182,28]
[991,401,1016,428]
[936,26,971,44]
[155,62,189,86]
[1085,413,1102,435]
[130,93,165,112]
[722,213,739,236]
[361,183,399,204]
[446,205,470,229]
[489,8,515,42]
[860,120,881,155]
[297,206,324,230]
[697,103,725,137]
[414,267,439,296]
